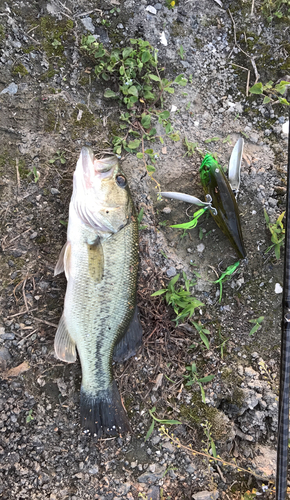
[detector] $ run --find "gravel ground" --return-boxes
[0,0,289,498]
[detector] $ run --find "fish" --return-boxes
[54,146,142,437]
[199,154,246,259]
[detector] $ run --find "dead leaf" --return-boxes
[153,373,163,391]
[162,147,167,154]
[3,361,30,379]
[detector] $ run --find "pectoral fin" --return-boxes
[113,306,143,362]
[54,242,67,276]
[54,314,76,363]
[88,238,104,282]
[54,241,71,281]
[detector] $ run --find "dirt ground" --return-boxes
[0,0,289,498]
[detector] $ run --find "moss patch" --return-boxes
[180,392,233,441]
[12,63,29,76]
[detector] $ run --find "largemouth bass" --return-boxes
[54,147,142,437]
[200,154,246,259]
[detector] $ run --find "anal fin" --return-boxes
[54,314,76,363]
[113,306,143,363]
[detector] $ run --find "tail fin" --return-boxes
[80,380,130,437]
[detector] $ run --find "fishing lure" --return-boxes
[161,138,246,259]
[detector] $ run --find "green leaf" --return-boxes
[275,82,288,95]
[136,152,144,159]
[119,66,125,76]
[168,274,180,287]
[144,148,153,154]
[145,419,155,441]
[141,50,151,63]
[278,97,290,105]
[147,164,155,173]
[164,86,174,94]
[149,74,160,82]
[122,47,133,59]
[174,74,187,86]
[151,289,167,296]
[211,440,217,458]
[128,139,140,149]
[165,123,172,134]
[197,374,215,384]
[263,96,271,104]
[275,244,281,260]
[159,111,170,119]
[141,114,151,129]
[199,383,206,403]
[128,85,138,96]
[149,127,157,136]
[104,89,117,98]
[249,82,263,94]
[199,332,210,349]
[249,323,261,336]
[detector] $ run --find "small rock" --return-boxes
[0,347,11,371]
[147,486,160,500]
[80,17,95,33]
[1,82,18,95]
[51,188,60,195]
[162,441,175,453]
[146,5,157,14]
[162,206,171,214]
[154,3,162,9]
[185,463,195,474]
[131,461,138,468]
[30,232,38,240]
[138,464,167,484]
[166,266,177,277]
[151,435,161,445]
[160,31,167,46]
[275,283,283,294]
[0,332,15,340]
[282,120,289,135]
[192,491,219,500]
[197,243,205,253]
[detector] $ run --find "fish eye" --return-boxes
[116,175,127,188]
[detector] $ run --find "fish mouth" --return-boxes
[81,147,118,177]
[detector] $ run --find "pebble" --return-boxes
[275,283,283,294]
[146,5,157,14]
[0,332,15,340]
[192,491,219,500]
[80,17,95,33]
[166,266,177,277]
[0,347,11,370]
[51,188,60,195]
[282,120,289,135]
[30,231,38,240]
[162,206,171,214]
[197,243,205,253]
[154,3,162,9]
[1,82,18,95]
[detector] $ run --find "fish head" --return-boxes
[72,147,133,233]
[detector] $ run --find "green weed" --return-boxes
[213,261,240,302]
[264,209,285,259]
[183,136,198,157]
[27,166,40,183]
[137,208,147,231]
[26,409,34,423]
[145,406,181,441]
[80,36,187,188]
[151,272,204,324]
[249,80,290,106]
[201,420,217,458]
[190,321,211,349]
[49,150,66,165]
[261,0,290,21]
[249,316,264,336]
[183,362,215,403]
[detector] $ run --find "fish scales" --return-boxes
[54,146,142,437]
[65,221,139,395]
